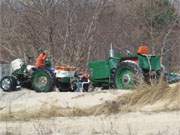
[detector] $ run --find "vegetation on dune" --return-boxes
[101,83,180,113]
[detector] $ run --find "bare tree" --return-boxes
[0,0,179,71]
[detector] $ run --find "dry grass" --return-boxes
[90,82,180,115]
[125,83,180,109]
[0,83,180,121]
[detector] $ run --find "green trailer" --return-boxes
[88,48,162,89]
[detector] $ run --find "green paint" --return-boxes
[32,70,52,92]
[115,68,134,89]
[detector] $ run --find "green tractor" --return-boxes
[0,58,90,92]
[0,58,55,92]
[88,46,163,89]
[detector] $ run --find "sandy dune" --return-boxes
[0,89,130,120]
[0,83,180,135]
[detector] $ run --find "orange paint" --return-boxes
[56,66,76,71]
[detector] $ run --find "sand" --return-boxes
[0,83,180,135]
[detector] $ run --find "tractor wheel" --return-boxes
[57,82,72,92]
[70,80,77,92]
[32,70,54,92]
[114,62,143,89]
[144,65,166,84]
[87,83,95,92]
[0,76,17,92]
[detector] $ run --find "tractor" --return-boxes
[88,46,163,89]
[0,58,89,92]
[0,58,55,92]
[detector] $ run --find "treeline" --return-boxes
[0,0,179,71]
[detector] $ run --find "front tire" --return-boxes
[0,76,17,92]
[114,62,143,89]
[31,70,54,92]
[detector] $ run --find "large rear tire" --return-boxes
[114,62,143,89]
[0,76,17,92]
[31,70,54,92]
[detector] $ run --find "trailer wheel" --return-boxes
[0,76,17,92]
[32,70,54,92]
[114,62,143,89]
